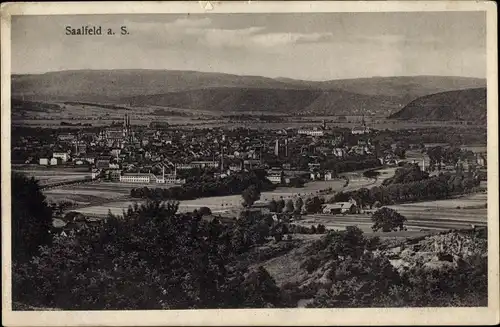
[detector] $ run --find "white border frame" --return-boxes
[1,1,498,326]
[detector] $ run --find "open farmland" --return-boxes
[295,193,487,234]
[71,179,352,216]
[44,181,175,207]
[13,168,90,186]
[69,174,386,217]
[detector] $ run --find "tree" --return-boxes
[309,252,402,308]
[198,206,212,216]
[371,207,407,232]
[276,199,285,213]
[11,173,53,263]
[285,199,295,213]
[268,199,278,213]
[294,197,304,214]
[240,266,281,308]
[13,200,247,310]
[242,185,261,207]
[305,196,324,214]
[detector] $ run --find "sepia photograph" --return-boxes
[1,1,498,326]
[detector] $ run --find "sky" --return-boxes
[11,12,487,80]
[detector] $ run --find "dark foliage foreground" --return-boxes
[12,173,487,309]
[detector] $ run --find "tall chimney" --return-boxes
[221,147,224,173]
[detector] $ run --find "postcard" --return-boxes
[1,1,498,326]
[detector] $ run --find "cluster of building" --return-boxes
[14,113,487,188]
[15,115,376,183]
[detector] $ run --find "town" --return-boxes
[12,112,487,233]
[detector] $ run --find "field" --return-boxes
[295,193,487,234]
[13,168,91,186]
[43,181,174,206]
[70,179,355,216]
[67,169,394,217]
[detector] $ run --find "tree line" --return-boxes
[130,170,276,201]
[331,171,480,209]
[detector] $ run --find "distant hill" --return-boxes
[314,76,486,99]
[123,88,322,113]
[11,69,302,102]
[123,87,408,115]
[389,88,487,123]
[11,70,486,116]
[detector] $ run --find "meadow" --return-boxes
[295,193,487,234]
[13,168,91,186]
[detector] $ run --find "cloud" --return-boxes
[251,32,334,47]
[166,17,212,28]
[187,26,334,49]
[125,17,335,51]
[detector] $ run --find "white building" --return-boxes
[267,174,283,184]
[39,158,49,165]
[50,158,58,166]
[298,129,325,137]
[53,152,70,163]
[333,148,345,157]
[154,167,185,184]
[191,161,220,168]
[351,126,370,135]
[119,173,154,183]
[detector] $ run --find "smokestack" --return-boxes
[124,114,127,127]
[285,139,288,157]
[221,147,224,173]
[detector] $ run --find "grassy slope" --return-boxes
[389,88,486,122]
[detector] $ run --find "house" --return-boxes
[58,134,76,142]
[333,148,345,157]
[50,158,59,166]
[39,158,49,165]
[267,170,284,184]
[191,161,219,169]
[324,171,334,181]
[322,200,358,214]
[91,169,102,179]
[81,155,96,164]
[310,172,321,180]
[96,156,111,169]
[53,152,70,163]
[298,128,325,137]
[351,126,370,135]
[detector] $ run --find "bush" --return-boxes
[371,208,407,232]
